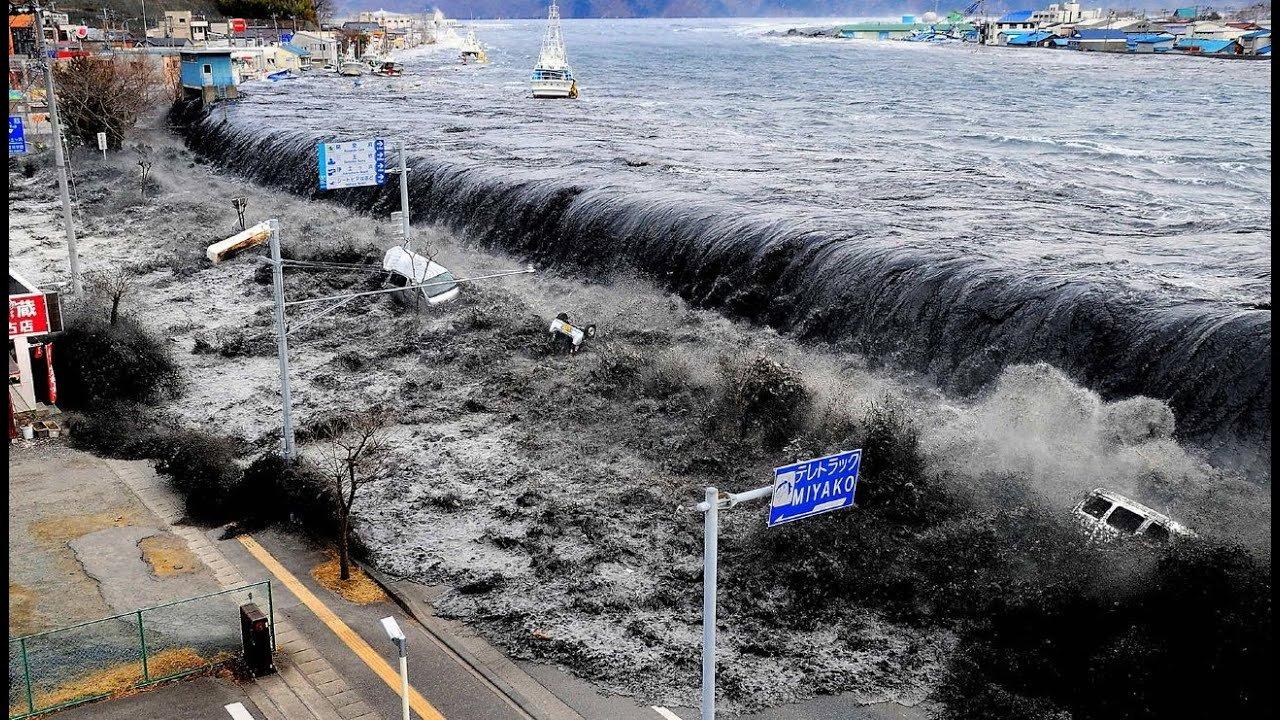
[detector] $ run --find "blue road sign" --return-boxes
[281,32,294,43]
[317,138,387,190]
[9,117,27,155]
[768,449,862,527]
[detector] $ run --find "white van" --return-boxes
[382,246,459,305]
[1073,488,1193,544]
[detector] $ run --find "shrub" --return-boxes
[236,452,336,534]
[52,56,159,150]
[153,429,244,523]
[716,355,811,450]
[65,401,173,460]
[52,311,181,410]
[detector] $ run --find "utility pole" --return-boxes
[268,220,297,460]
[395,141,411,247]
[30,0,84,297]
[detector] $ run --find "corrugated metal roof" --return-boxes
[279,42,311,55]
[1007,30,1054,44]
[1240,29,1271,38]
[1128,33,1175,43]
[10,13,35,28]
[997,9,1035,23]
[1076,29,1127,39]
[1176,37,1238,52]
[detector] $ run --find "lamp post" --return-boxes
[380,617,410,720]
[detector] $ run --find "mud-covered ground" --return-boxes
[8,129,1271,714]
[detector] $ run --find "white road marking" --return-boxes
[225,702,257,720]
[652,707,684,720]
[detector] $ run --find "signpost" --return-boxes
[8,292,61,338]
[768,450,862,527]
[9,117,26,155]
[317,138,411,247]
[317,139,386,190]
[692,450,862,720]
[96,131,107,159]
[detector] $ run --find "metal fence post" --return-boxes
[266,581,276,651]
[20,637,35,714]
[702,486,718,720]
[136,610,150,682]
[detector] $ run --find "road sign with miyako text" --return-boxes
[317,139,386,190]
[768,449,862,527]
[9,117,26,155]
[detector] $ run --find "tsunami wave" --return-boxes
[174,105,1272,476]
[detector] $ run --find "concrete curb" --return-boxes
[356,560,581,720]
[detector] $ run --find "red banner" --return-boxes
[9,293,50,338]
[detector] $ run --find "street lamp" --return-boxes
[380,617,410,720]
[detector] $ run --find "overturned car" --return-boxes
[1073,488,1194,544]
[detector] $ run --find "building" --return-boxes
[837,22,921,39]
[1174,36,1244,54]
[8,269,62,430]
[1031,2,1101,25]
[1071,28,1130,50]
[992,9,1039,43]
[1128,33,1176,52]
[1237,29,1271,54]
[1006,30,1057,46]
[179,48,239,103]
[357,9,417,30]
[290,30,339,67]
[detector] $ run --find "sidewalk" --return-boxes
[105,458,383,720]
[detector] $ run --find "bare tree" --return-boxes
[315,407,394,580]
[52,56,160,151]
[85,266,133,326]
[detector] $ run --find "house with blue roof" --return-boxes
[179,48,239,105]
[1070,28,1130,51]
[1238,29,1271,54]
[1128,33,1176,52]
[1174,36,1243,54]
[1006,30,1056,47]
[992,9,1038,44]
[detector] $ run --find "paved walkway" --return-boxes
[107,458,381,720]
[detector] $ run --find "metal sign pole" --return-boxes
[268,220,296,460]
[701,486,718,720]
[397,639,410,720]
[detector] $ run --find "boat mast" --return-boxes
[540,0,567,67]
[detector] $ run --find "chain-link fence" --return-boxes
[8,581,273,719]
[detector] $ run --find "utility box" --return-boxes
[239,603,274,676]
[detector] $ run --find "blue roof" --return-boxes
[1240,29,1271,39]
[1176,37,1237,52]
[1128,33,1175,43]
[1051,37,1070,45]
[1007,30,1054,44]
[279,42,311,56]
[1259,45,1271,54]
[1076,29,1127,39]
[1173,6,1196,18]
[997,9,1035,22]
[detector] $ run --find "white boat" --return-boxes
[531,0,577,99]
[461,29,488,63]
[338,58,365,76]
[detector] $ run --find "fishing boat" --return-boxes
[531,0,577,98]
[460,29,488,63]
[267,69,298,81]
[338,57,365,76]
[372,61,404,76]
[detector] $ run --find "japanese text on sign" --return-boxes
[9,293,50,338]
[317,139,387,190]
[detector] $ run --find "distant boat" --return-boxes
[339,59,365,76]
[372,61,404,76]
[461,29,488,63]
[267,69,298,81]
[531,0,577,98]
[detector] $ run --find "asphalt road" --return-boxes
[54,675,265,720]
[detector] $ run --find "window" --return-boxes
[1143,523,1171,543]
[1106,506,1146,534]
[1080,495,1112,519]
[203,64,212,74]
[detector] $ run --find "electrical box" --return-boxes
[239,603,274,676]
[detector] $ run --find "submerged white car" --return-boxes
[383,246,460,305]
[1073,488,1194,544]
